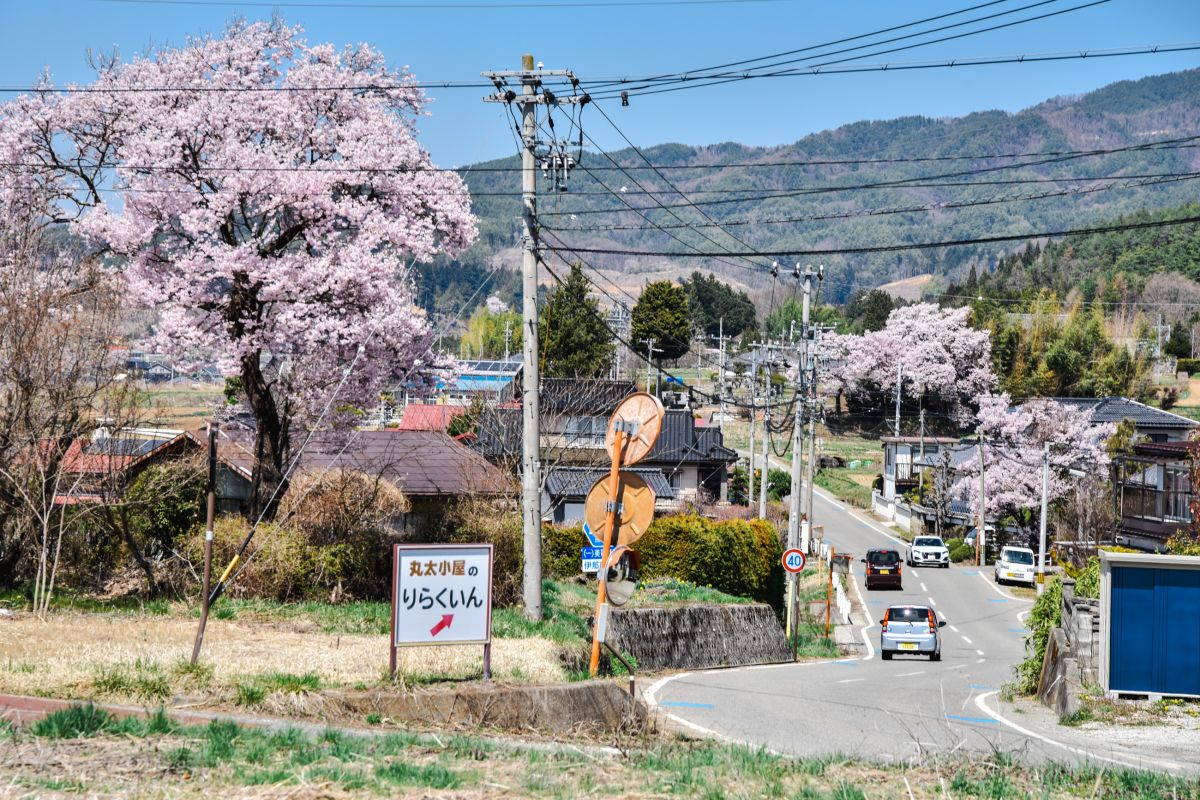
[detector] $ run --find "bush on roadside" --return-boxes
[422,497,522,607]
[1168,533,1200,556]
[545,514,784,610]
[1013,574,1062,695]
[945,538,975,563]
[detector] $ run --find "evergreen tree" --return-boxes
[539,263,615,378]
[632,280,692,362]
[680,271,757,338]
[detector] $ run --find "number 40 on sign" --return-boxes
[782,548,806,574]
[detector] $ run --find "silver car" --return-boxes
[880,604,945,661]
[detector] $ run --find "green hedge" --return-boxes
[544,515,784,610]
[945,538,975,563]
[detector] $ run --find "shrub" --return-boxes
[1168,533,1200,556]
[1013,575,1062,695]
[945,538,975,563]
[1073,557,1100,599]
[544,524,585,581]
[1177,358,1200,376]
[419,497,523,607]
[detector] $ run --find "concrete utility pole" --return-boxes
[759,363,771,520]
[1037,440,1050,595]
[715,316,730,432]
[977,432,987,567]
[483,55,582,620]
[787,264,822,639]
[893,362,902,437]
[747,349,758,508]
[917,408,926,503]
[641,338,661,394]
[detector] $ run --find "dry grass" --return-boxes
[0,611,566,703]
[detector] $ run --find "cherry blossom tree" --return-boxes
[823,304,994,422]
[0,19,477,518]
[954,392,1113,541]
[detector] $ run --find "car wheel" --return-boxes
[930,651,941,662]
[881,651,892,661]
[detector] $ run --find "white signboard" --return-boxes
[392,544,492,647]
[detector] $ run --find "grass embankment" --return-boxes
[815,431,880,509]
[5,703,1198,799]
[0,578,751,705]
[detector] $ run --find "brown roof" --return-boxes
[197,427,512,497]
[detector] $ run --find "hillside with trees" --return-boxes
[456,69,1200,305]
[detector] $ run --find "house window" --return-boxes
[1164,466,1191,522]
[668,471,681,489]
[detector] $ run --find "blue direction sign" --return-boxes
[582,546,602,573]
[582,521,603,549]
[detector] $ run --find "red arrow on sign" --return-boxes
[430,614,454,637]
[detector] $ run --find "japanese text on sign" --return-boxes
[393,544,492,647]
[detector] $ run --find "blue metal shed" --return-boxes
[1100,550,1200,698]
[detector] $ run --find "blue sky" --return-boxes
[2,0,1197,166]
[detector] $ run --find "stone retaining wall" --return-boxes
[607,603,791,671]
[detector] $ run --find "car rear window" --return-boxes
[1004,550,1034,565]
[868,551,900,565]
[914,538,943,547]
[887,607,930,621]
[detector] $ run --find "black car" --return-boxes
[862,548,902,590]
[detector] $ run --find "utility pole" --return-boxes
[893,362,902,437]
[503,318,513,361]
[641,338,661,394]
[715,316,730,432]
[977,432,987,567]
[483,55,582,620]
[917,408,926,504]
[747,350,758,509]
[190,421,219,665]
[758,363,771,520]
[1037,440,1050,595]
[787,264,822,640]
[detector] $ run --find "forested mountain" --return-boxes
[453,69,1200,306]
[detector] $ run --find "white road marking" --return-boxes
[911,569,920,578]
[896,670,925,677]
[949,625,960,633]
[836,678,865,684]
[978,570,1027,602]
[961,635,973,644]
[920,582,928,592]
[950,664,966,670]
[975,649,985,656]
[976,658,986,663]
[975,692,1186,774]
[928,596,937,606]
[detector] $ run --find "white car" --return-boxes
[994,546,1036,586]
[907,536,950,568]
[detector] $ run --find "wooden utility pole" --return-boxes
[190,421,219,665]
[977,432,987,566]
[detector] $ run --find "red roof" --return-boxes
[397,404,465,432]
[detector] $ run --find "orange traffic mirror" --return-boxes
[605,392,664,467]
[584,472,656,547]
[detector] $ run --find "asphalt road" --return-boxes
[646,482,1197,774]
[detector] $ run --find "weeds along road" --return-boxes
[646,472,1194,775]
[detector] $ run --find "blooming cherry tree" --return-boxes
[955,392,1113,537]
[0,20,477,517]
[823,304,994,421]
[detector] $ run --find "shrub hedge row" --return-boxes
[545,515,784,610]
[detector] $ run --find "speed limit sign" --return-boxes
[781,548,806,574]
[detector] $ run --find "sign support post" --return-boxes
[825,547,835,641]
[589,428,624,677]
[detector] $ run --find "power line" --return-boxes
[99,0,792,8]
[556,212,1200,260]
[544,173,1200,232]
[591,0,1107,97]
[585,43,1200,100]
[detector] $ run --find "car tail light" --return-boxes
[881,609,889,632]
[927,609,936,634]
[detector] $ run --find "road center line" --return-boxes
[836,678,865,684]
[920,582,928,592]
[896,670,925,677]
[928,596,937,606]
[961,635,973,644]
[949,625,960,633]
[911,569,920,578]
[975,649,985,656]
